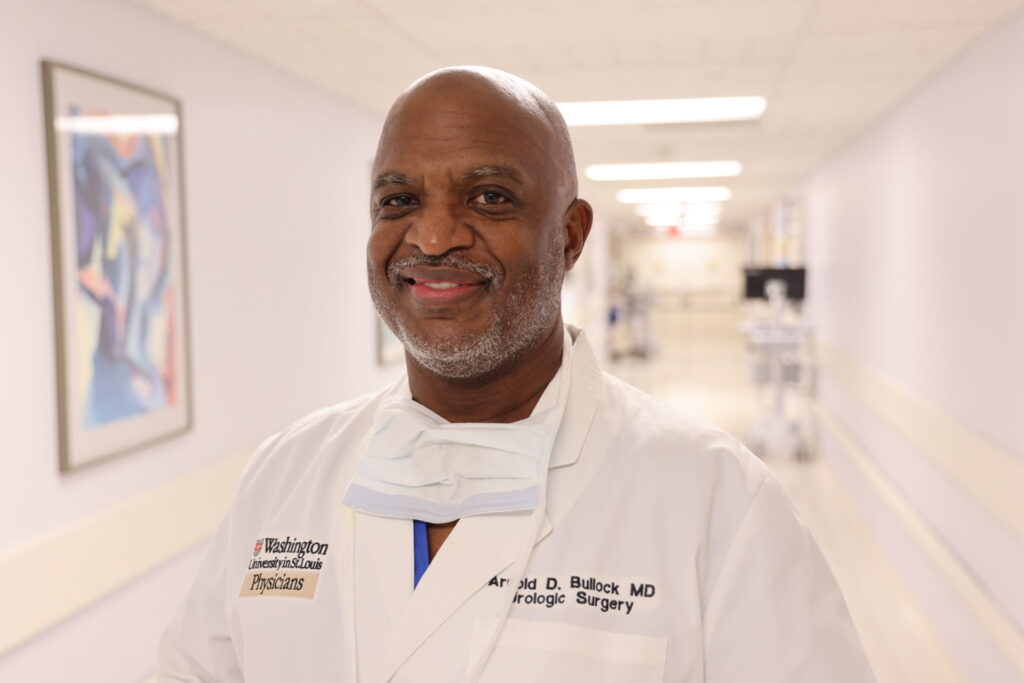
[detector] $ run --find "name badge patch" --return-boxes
[240,570,319,598]
[239,535,329,599]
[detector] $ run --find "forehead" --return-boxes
[374,87,554,181]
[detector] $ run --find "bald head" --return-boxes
[376,66,578,203]
[366,66,593,382]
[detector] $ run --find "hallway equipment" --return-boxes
[740,278,813,461]
[608,267,655,359]
[744,267,806,301]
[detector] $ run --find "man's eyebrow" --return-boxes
[373,172,413,190]
[461,165,523,183]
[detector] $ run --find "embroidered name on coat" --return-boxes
[487,574,658,616]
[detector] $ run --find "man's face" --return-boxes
[367,84,568,379]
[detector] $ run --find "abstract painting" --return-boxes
[43,62,192,471]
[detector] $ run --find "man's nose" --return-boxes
[404,199,475,256]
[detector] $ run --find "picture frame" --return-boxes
[42,61,193,471]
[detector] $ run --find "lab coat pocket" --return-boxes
[471,617,667,682]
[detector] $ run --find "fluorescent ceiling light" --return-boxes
[633,202,724,218]
[557,97,766,126]
[682,209,724,222]
[644,216,685,227]
[679,202,725,215]
[654,224,718,237]
[586,161,741,181]
[55,114,179,135]
[644,215,720,228]
[634,204,685,218]
[617,187,732,204]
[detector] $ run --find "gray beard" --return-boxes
[369,250,564,380]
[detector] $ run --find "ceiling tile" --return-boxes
[125,0,1024,224]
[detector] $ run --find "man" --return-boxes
[160,67,875,682]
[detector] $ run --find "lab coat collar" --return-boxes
[353,508,555,681]
[376,324,601,471]
[344,329,574,523]
[386,511,554,678]
[352,325,603,681]
[357,512,412,633]
[549,325,602,469]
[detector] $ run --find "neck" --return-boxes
[406,319,566,423]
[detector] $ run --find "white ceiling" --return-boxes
[129,0,1022,228]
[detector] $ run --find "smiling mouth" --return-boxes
[403,277,486,289]
[417,281,465,290]
[401,273,488,305]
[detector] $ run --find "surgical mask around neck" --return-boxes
[343,330,572,523]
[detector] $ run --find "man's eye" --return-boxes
[471,191,509,206]
[381,195,416,208]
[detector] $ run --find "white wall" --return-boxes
[0,0,391,679]
[795,6,1024,680]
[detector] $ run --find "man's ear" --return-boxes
[563,199,593,271]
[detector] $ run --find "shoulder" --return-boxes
[236,387,390,494]
[594,372,791,580]
[595,370,771,504]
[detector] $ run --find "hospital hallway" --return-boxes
[6,0,1024,680]
[611,301,1021,683]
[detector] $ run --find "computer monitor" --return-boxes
[743,267,806,301]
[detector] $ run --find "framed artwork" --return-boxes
[42,61,193,471]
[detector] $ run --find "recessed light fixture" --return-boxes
[633,202,724,218]
[586,161,741,181]
[653,224,717,237]
[682,209,724,222]
[679,202,725,215]
[557,97,766,127]
[634,204,685,218]
[617,187,732,204]
[644,215,685,227]
[644,215,720,228]
[680,226,717,237]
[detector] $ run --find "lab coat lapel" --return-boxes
[383,511,552,679]
[548,327,603,470]
[377,328,603,680]
[357,510,413,629]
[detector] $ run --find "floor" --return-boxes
[609,302,960,683]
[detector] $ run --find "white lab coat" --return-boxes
[159,328,875,682]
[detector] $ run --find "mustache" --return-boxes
[387,252,500,284]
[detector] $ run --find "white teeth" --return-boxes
[423,282,462,290]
